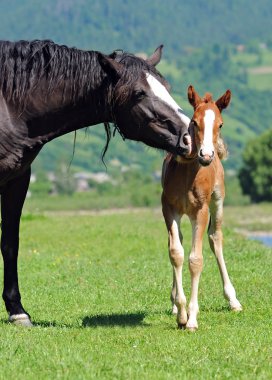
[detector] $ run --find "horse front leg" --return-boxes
[208,195,242,311]
[1,168,32,326]
[187,206,209,331]
[162,201,187,327]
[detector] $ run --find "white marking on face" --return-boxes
[201,109,215,156]
[145,73,190,128]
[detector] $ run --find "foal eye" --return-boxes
[219,123,223,129]
[191,120,198,128]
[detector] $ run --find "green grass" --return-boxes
[248,72,272,91]
[0,210,271,379]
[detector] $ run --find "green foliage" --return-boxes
[224,172,250,206]
[1,1,272,58]
[239,129,272,202]
[54,164,76,195]
[29,171,52,196]
[0,211,271,378]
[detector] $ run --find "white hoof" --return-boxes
[9,313,33,327]
[230,299,242,312]
[186,319,198,332]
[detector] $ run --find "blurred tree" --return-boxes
[239,130,272,202]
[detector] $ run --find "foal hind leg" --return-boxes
[208,196,242,311]
[187,206,209,331]
[162,203,187,327]
[1,169,32,326]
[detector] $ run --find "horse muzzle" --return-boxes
[176,132,192,156]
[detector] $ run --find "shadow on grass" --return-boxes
[82,312,147,328]
[1,312,148,329]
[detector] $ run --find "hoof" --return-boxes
[230,300,242,312]
[186,326,198,332]
[186,318,198,332]
[177,322,186,330]
[9,314,33,327]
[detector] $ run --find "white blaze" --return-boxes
[145,73,190,128]
[202,109,215,156]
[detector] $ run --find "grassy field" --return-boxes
[0,209,271,379]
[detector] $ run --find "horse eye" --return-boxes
[134,90,146,99]
[219,123,223,128]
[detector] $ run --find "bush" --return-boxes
[239,129,272,202]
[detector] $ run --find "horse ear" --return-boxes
[188,85,201,109]
[146,45,163,66]
[97,53,123,78]
[216,90,231,112]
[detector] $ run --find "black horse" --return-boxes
[0,40,191,326]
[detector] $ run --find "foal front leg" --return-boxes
[187,206,209,331]
[208,196,242,311]
[162,204,187,327]
[1,169,32,326]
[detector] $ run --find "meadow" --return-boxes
[0,208,271,379]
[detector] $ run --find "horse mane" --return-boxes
[0,40,168,160]
[0,39,103,108]
[108,50,168,104]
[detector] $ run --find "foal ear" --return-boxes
[188,85,201,109]
[216,90,231,112]
[97,53,123,79]
[146,45,163,66]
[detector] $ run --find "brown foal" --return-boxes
[161,86,242,331]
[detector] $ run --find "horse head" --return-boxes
[187,85,231,166]
[98,47,191,157]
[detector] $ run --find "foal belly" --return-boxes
[166,168,214,216]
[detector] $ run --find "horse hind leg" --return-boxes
[208,196,242,311]
[1,169,33,326]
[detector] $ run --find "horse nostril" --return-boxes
[183,132,191,146]
[199,149,204,157]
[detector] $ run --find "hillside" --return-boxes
[0,0,271,176]
[0,1,272,58]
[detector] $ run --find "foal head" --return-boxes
[98,46,191,156]
[188,85,231,166]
